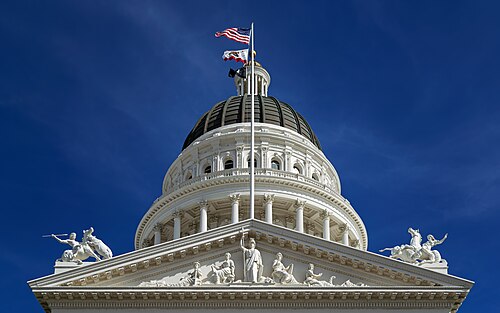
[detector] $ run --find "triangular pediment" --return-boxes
[29,220,472,289]
[29,220,473,313]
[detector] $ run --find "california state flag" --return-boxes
[222,49,248,63]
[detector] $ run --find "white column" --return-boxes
[295,200,306,233]
[341,223,350,245]
[153,223,162,245]
[264,194,275,224]
[229,194,240,224]
[321,210,330,240]
[173,211,181,240]
[199,200,208,233]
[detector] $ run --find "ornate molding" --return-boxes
[137,169,364,250]
[229,194,240,204]
[36,288,468,313]
[294,199,306,210]
[263,193,275,205]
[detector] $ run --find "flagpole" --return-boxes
[249,22,255,220]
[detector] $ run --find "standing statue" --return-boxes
[271,252,298,284]
[209,252,235,284]
[304,263,335,286]
[379,228,448,265]
[240,237,263,283]
[50,227,112,264]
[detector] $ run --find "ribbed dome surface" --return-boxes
[182,95,321,151]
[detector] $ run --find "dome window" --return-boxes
[247,157,258,168]
[204,166,212,174]
[185,172,193,180]
[293,164,302,174]
[224,159,234,170]
[312,173,320,181]
[271,160,280,170]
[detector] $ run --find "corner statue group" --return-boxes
[240,236,263,283]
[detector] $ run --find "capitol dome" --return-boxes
[135,61,368,251]
[182,96,322,151]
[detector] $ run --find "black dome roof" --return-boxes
[182,95,322,151]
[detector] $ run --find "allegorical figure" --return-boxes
[271,252,297,284]
[304,263,335,286]
[179,262,202,286]
[240,237,263,283]
[52,232,101,264]
[209,252,235,284]
[417,233,448,264]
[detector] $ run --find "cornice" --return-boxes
[34,286,469,313]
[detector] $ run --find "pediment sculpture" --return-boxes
[208,253,235,284]
[379,227,448,265]
[139,236,368,287]
[49,227,112,264]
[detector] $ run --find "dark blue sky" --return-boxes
[1,1,499,312]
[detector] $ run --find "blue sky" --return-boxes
[1,1,499,312]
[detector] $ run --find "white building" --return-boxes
[28,60,473,313]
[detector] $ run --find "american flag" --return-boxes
[215,27,250,44]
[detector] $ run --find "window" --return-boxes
[293,164,302,174]
[185,173,192,180]
[312,173,319,181]
[224,159,234,170]
[271,160,280,170]
[204,166,212,174]
[247,157,258,168]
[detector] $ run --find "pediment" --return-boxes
[29,220,473,313]
[29,220,472,290]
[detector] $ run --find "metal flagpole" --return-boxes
[250,23,255,220]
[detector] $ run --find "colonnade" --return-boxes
[150,194,353,248]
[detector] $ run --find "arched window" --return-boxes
[312,173,319,181]
[204,165,212,174]
[293,164,302,174]
[271,160,280,170]
[224,159,234,170]
[247,156,258,168]
[185,172,193,180]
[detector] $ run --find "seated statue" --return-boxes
[271,252,298,284]
[209,253,235,284]
[304,263,335,286]
[179,262,202,286]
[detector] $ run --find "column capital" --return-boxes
[294,199,306,210]
[339,223,350,234]
[199,200,209,208]
[173,210,182,218]
[153,223,163,232]
[142,238,152,248]
[263,193,275,205]
[229,194,240,204]
[320,209,330,220]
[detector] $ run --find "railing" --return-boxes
[170,168,337,195]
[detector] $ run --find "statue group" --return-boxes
[51,227,113,264]
[379,227,448,265]
[140,235,366,287]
